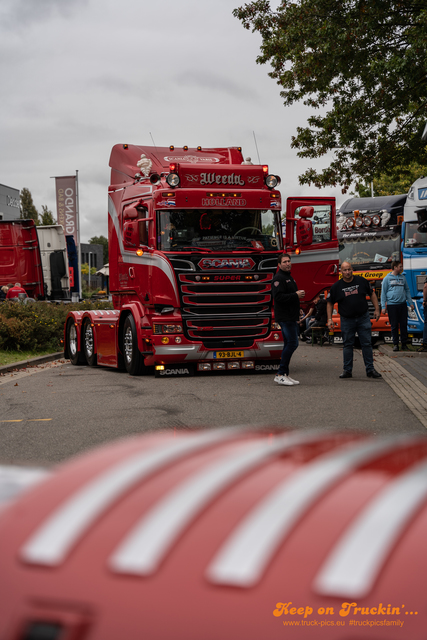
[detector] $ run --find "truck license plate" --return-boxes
[213,350,244,359]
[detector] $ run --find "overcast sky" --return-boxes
[0,0,345,244]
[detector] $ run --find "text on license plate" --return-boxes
[213,351,244,359]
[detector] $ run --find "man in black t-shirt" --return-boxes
[327,262,382,379]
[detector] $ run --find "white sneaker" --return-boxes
[274,374,295,386]
[287,376,300,385]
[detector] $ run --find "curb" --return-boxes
[0,352,66,375]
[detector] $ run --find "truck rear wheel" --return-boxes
[66,318,86,366]
[82,318,97,367]
[122,315,145,375]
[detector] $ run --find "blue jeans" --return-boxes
[387,303,408,346]
[340,311,374,373]
[423,304,427,345]
[278,321,299,375]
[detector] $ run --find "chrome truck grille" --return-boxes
[173,262,276,349]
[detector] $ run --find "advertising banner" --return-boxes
[55,174,80,294]
[55,176,78,247]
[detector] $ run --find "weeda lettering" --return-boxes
[200,172,245,186]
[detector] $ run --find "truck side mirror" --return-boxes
[123,205,138,220]
[123,220,140,248]
[298,206,314,219]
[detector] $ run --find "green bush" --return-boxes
[0,300,114,352]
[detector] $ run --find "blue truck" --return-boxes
[402,175,427,343]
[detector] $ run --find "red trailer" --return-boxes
[64,145,338,376]
[0,220,70,300]
[0,219,44,299]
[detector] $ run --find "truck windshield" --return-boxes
[338,231,400,268]
[157,209,280,252]
[404,222,427,248]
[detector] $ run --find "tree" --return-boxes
[40,205,56,226]
[89,235,109,264]
[355,162,426,197]
[20,188,40,225]
[233,0,427,192]
[81,263,97,276]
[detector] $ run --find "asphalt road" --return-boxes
[1,341,425,466]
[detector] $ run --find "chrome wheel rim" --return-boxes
[69,324,77,357]
[84,323,94,357]
[124,326,133,363]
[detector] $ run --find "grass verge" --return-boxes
[0,349,61,367]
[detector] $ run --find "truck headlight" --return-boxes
[153,323,183,334]
[166,173,180,187]
[265,175,279,189]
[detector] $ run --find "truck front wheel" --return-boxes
[122,315,145,375]
[82,319,97,367]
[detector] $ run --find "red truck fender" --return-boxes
[1,428,427,639]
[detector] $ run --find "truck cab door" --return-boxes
[285,196,339,303]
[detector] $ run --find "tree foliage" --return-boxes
[233,0,427,192]
[20,188,57,226]
[355,161,426,196]
[81,262,97,276]
[40,205,56,226]
[20,187,40,224]
[89,235,109,264]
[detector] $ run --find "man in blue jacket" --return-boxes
[381,261,414,352]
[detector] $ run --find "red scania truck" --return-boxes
[64,145,338,376]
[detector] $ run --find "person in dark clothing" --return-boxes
[272,253,305,386]
[303,294,327,343]
[297,309,306,338]
[327,261,382,379]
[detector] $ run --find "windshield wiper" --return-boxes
[233,245,265,252]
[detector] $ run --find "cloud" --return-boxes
[174,69,258,101]
[0,0,89,28]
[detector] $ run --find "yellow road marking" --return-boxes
[0,419,52,423]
